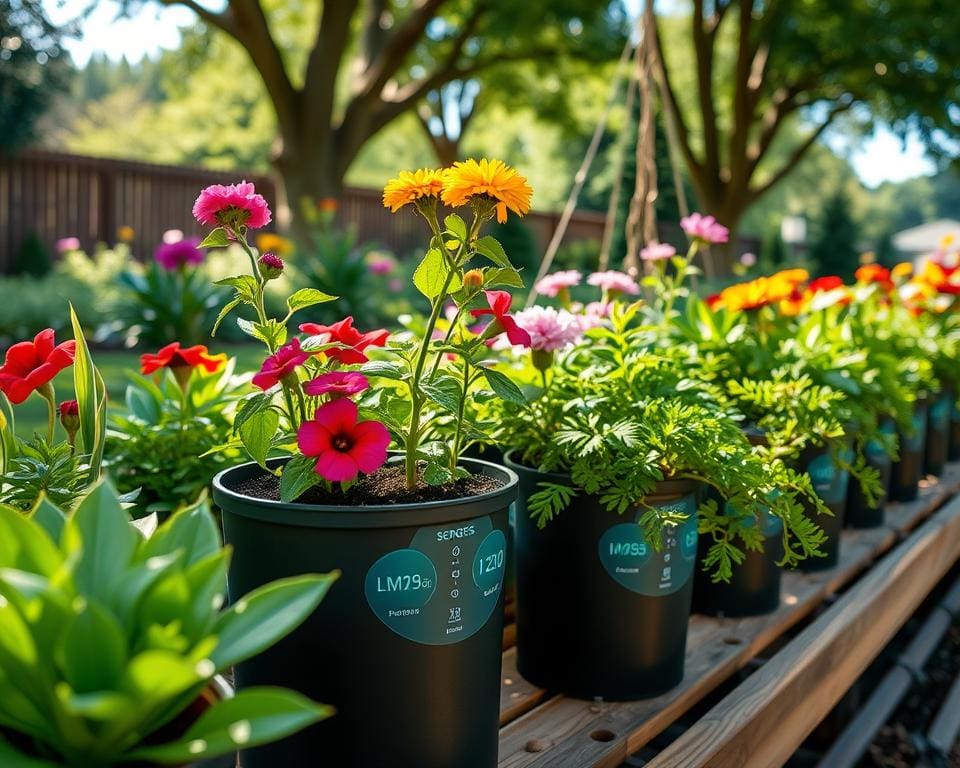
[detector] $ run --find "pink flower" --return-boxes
[470,290,532,347]
[56,237,80,253]
[640,242,677,261]
[535,270,582,298]
[514,307,584,351]
[740,252,757,267]
[252,338,310,390]
[304,371,370,398]
[299,317,390,365]
[162,229,184,244]
[298,399,390,483]
[369,257,394,275]
[680,212,729,244]
[581,301,612,327]
[155,236,204,270]
[192,181,272,230]
[587,271,640,296]
[258,252,284,280]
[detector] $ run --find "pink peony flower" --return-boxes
[155,236,204,270]
[581,301,613,327]
[298,398,390,483]
[587,271,640,296]
[192,181,272,230]
[304,371,370,398]
[680,212,729,244]
[535,270,582,298]
[56,237,80,253]
[514,306,584,351]
[252,338,310,391]
[640,242,677,261]
[470,290,532,347]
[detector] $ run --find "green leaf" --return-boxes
[212,297,243,337]
[141,498,221,568]
[0,503,61,573]
[423,463,453,486]
[64,481,139,600]
[420,376,462,414]
[0,737,61,767]
[210,573,338,668]
[70,304,106,481]
[239,409,279,469]
[413,248,461,299]
[233,393,276,434]
[0,393,14,478]
[359,361,406,381]
[57,600,127,693]
[28,495,67,545]
[199,228,230,248]
[286,288,337,315]
[474,236,511,267]
[127,687,333,764]
[125,384,161,424]
[482,369,526,405]
[279,456,321,503]
[214,275,259,302]
[237,318,287,349]
[444,214,467,241]
[485,267,525,288]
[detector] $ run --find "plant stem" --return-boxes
[451,360,471,473]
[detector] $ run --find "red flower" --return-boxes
[0,329,76,405]
[297,399,390,483]
[252,339,310,391]
[807,276,844,293]
[470,290,532,347]
[140,342,227,375]
[59,399,80,437]
[299,317,389,365]
[855,264,894,292]
[304,371,369,398]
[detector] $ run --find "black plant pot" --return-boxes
[950,399,960,463]
[925,391,952,477]
[506,452,698,700]
[213,457,518,768]
[890,400,929,503]
[693,500,783,618]
[846,418,895,529]
[798,439,853,572]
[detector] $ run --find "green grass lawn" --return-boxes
[11,345,264,437]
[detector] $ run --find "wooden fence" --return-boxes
[0,150,759,274]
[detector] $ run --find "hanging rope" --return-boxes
[524,33,636,308]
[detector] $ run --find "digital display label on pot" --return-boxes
[807,451,850,504]
[365,516,506,646]
[597,494,698,597]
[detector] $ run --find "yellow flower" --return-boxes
[117,225,135,242]
[891,262,914,279]
[255,232,294,256]
[441,159,533,223]
[940,233,956,249]
[382,169,445,212]
[769,268,809,287]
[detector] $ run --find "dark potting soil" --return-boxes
[232,463,503,506]
[860,621,960,767]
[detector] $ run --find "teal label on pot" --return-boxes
[866,421,897,463]
[597,494,698,597]
[725,500,783,538]
[931,397,951,429]
[905,409,928,451]
[806,450,850,505]
[365,516,506,646]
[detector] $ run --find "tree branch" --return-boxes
[157,0,236,35]
[728,0,756,192]
[303,0,360,135]
[692,0,721,184]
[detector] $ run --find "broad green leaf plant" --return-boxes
[0,481,335,766]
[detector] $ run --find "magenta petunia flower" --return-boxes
[640,242,677,262]
[192,180,272,230]
[587,270,640,296]
[299,317,390,365]
[680,212,729,244]
[155,236,204,270]
[514,306,584,351]
[252,338,310,391]
[304,371,370,398]
[535,270,582,298]
[470,290,532,348]
[298,399,391,483]
[369,257,395,275]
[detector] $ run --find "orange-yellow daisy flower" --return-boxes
[441,159,533,223]
[891,262,914,280]
[382,169,445,213]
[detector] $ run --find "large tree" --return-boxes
[647,0,960,238]
[122,0,624,237]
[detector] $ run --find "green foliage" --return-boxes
[0,436,90,510]
[12,233,52,278]
[106,362,248,514]
[0,481,335,766]
[486,217,538,285]
[810,189,860,277]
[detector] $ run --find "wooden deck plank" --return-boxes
[495,463,960,767]
[644,492,960,768]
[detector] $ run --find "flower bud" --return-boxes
[463,269,484,291]
[258,252,284,281]
[59,400,80,444]
[531,348,554,372]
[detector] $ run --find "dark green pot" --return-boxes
[925,391,952,477]
[798,438,853,572]
[846,418,894,529]
[507,452,698,700]
[213,457,517,768]
[950,399,960,463]
[890,400,929,502]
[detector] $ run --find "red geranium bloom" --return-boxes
[470,290,532,347]
[808,276,845,293]
[298,399,390,483]
[299,317,390,365]
[0,329,76,404]
[855,264,894,292]
[304,371,369,398]
[252,339,310,391]
[140,342,227,375]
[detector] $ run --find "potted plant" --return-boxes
[0,481,334,766]
[199,168,529,767]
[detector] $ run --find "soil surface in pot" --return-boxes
[233,464,503,505]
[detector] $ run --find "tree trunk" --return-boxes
[272,137,345,253]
